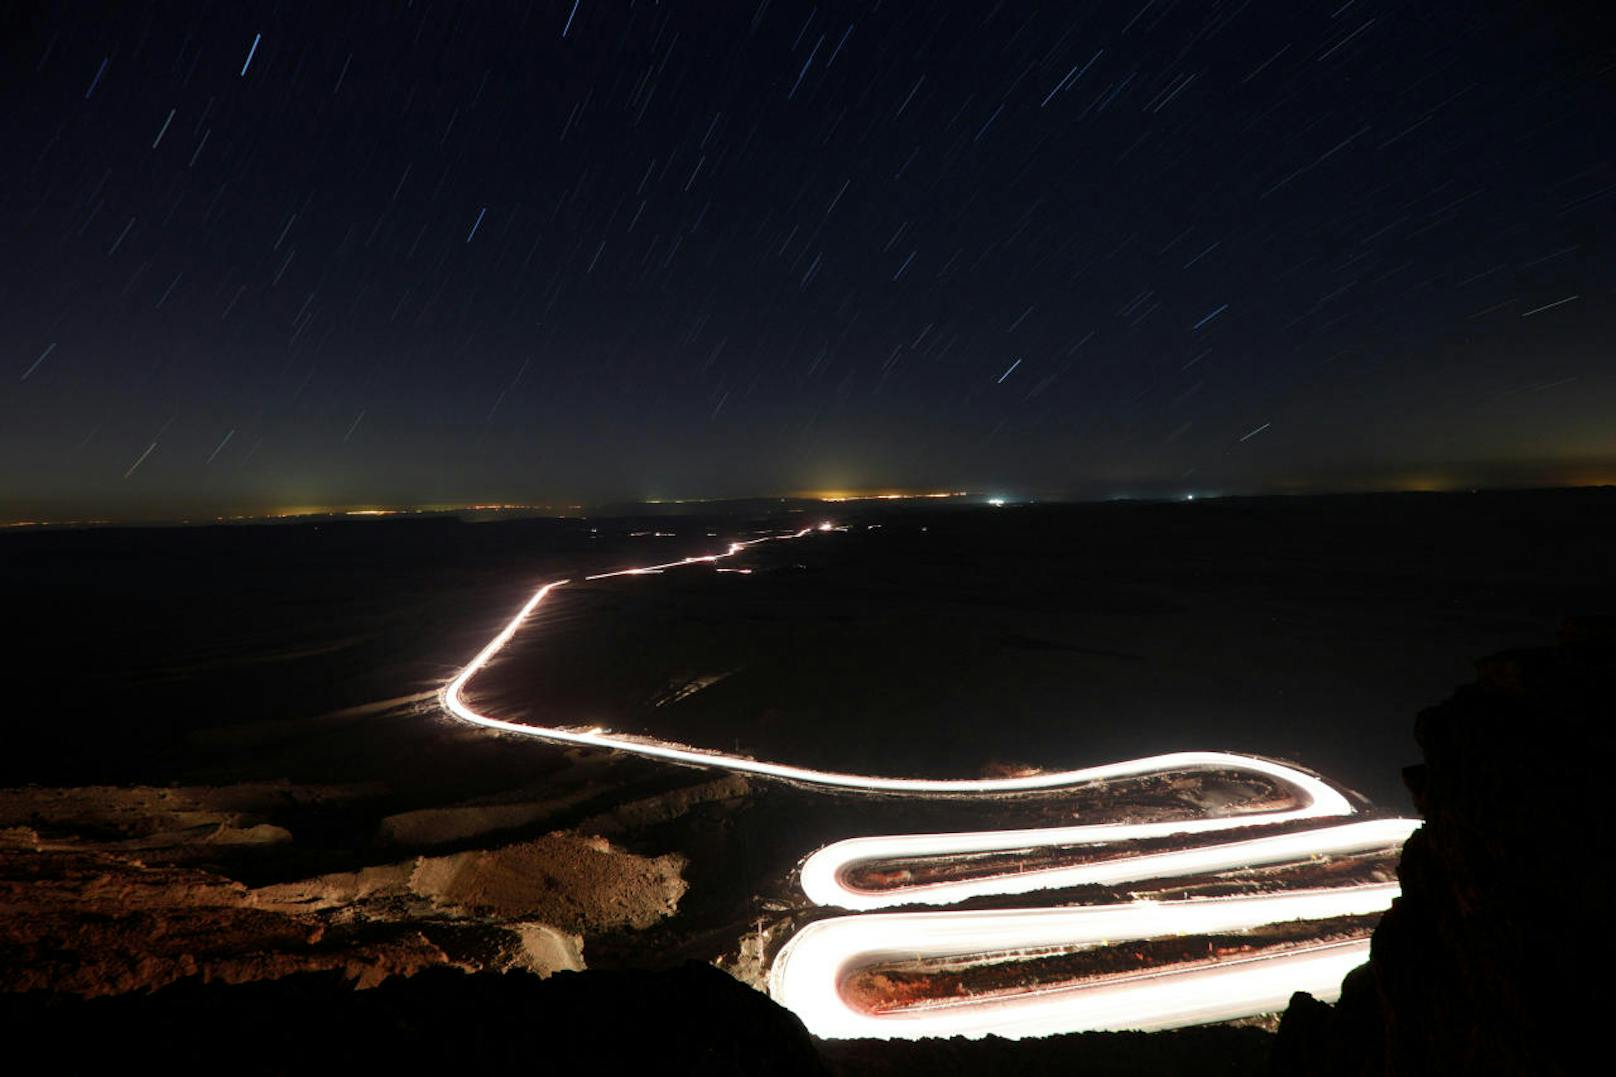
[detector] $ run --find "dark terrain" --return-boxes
[2,487,1613,1072]
[9,487,1613,800]
[472,488,1616,804]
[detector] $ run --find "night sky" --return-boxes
[3,1,1613,521]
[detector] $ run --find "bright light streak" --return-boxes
[769,886,1398,1039]
[240,33,261,77]
[439,526,1419,1039]
[800,817,1418,911]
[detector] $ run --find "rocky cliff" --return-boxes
[1275,617,1615,1075]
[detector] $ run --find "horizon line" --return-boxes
[4,477,1614,531]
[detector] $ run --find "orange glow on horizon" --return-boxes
[807,489,970,503]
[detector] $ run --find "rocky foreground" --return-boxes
[0,743,1277,1074]
[1274,617,1614,1075]
[0,764,748,996]
[4,621,1610,1073]
[0,959,1285,1076]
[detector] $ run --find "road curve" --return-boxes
[769,884,1404,1039]
[440,525,1420,1039]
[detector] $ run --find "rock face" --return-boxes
[408,832,688,929]
[0,833,453,995]
[1274,618,1616,1075]
[254,831,688,932]
[1,781,683,997]
[0,781,374,853]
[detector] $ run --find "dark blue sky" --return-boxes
[3,1,1613,519]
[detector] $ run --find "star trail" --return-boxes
[1,0,1612,521]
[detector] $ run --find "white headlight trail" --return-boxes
[767,885,1400,1039]
[800,816,1419,911]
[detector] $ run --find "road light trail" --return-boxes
[443,529,1350,801]
[770,886,1400,1039]
[440,524,1419,1039]
[800,816,1419,911]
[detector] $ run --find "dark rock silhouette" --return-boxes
[1275,616,1616,1075]
[0,961,830,1076]
[0,957,1274,1075]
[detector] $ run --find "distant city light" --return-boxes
[815,490,968,503]
[988,497,1005,507]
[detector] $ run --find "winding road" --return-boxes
[441,524,1420,1039]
